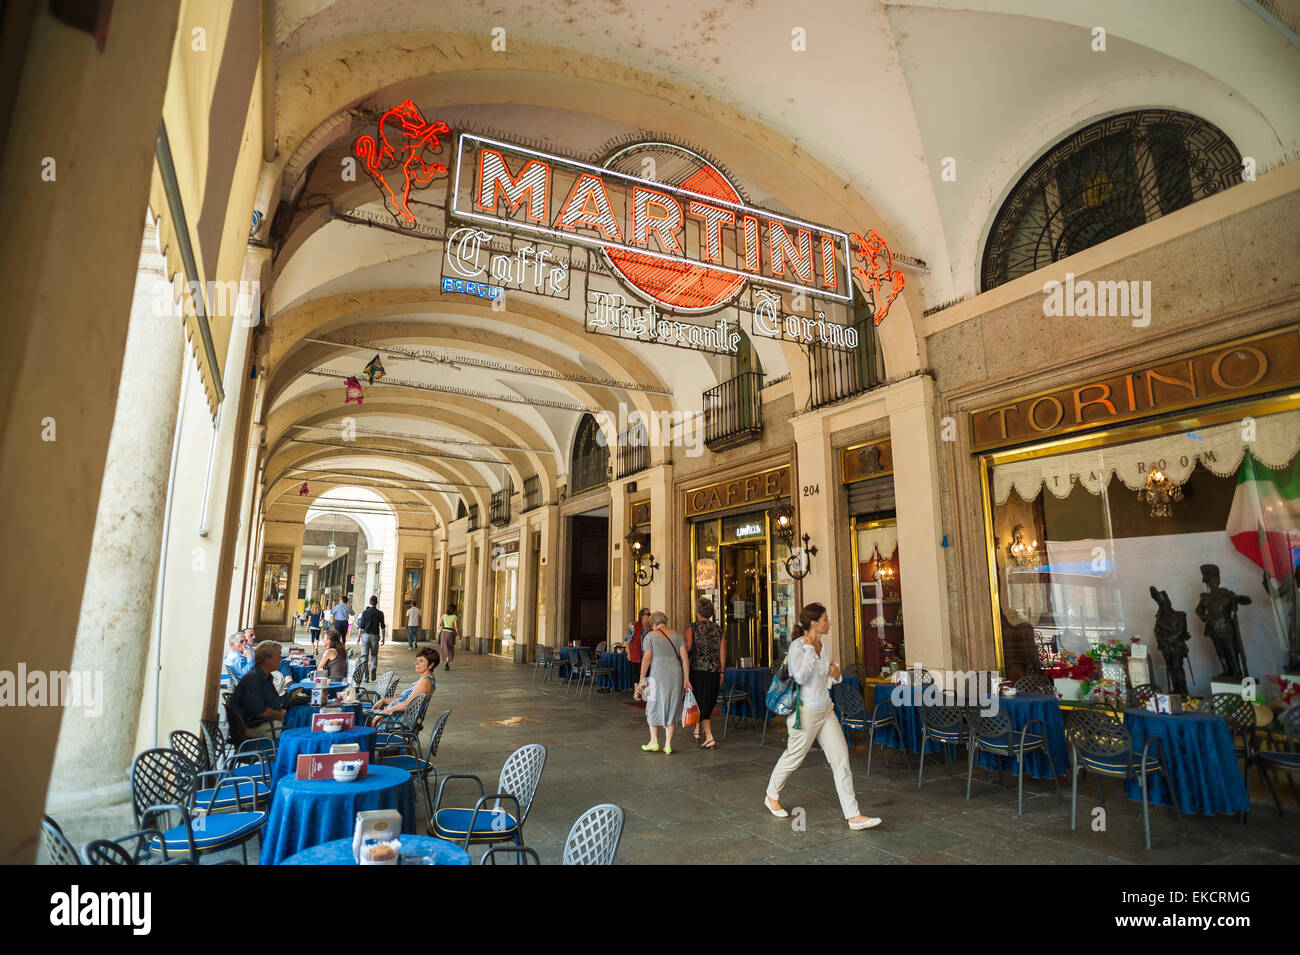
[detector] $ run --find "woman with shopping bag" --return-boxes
[684,598,725,749]
[635,611,691,755]
[764,602,882,831]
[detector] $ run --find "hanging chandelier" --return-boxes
[326,533,337,559]
[1137,467,1183,519]
[871,543,895,582]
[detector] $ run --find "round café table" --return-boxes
[974,694,1069,780]
[722,667,772,721]
[598,652,635,691]
[271,726,377,788]
[280,834,471,866]
[258,764,417,865]
[1122,708,1250,816]
[284,702,365,731]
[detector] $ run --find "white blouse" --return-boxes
[786,637,840,711]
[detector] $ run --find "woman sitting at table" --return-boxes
[319,629,348,680]
[369,646,439,725]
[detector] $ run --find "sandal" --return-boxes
[699,738,717,749]
[641,743,660,752]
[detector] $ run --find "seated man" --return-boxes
[222,632,253,679]
[228,641,306,738]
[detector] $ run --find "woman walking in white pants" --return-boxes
[764,602,882,830]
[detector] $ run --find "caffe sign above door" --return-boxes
[685,465,791,518]
[451,134,852,313]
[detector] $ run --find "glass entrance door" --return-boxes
[719,541,768,667]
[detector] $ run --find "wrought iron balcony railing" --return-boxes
[703,372,764,451]
[615,423,650,479]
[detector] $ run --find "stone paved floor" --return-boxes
[353,642,1300,865]
[42,639,1300,864]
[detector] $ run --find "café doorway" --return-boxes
[719,539,768,667]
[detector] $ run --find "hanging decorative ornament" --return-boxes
[299,482,309,496]
[362,354,386,384]
[344,376,364,405]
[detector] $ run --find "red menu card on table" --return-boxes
[311,711,356,732]
[297,752,369,781]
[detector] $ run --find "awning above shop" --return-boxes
[993,408,1300,505]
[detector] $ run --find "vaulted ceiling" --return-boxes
[256,0,1300,524]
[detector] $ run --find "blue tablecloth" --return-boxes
[1122,709,1250,816]
[288,664,318,682]
[259,765,417,865]
[722,667,772,721]
[280,834,471,866]
[284,703,365,731]
[271,726,377,788]
[868,684,943,754]
[974,694,1068,780]
[598,652,635,691]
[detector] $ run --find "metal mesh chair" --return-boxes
[562,803,624,865]
[531,644,551,683]
[374,691,431,750]
[965,710,1061,814]
[380,709,451,821]
[41,815,81,865]
[81,828,170,865]
[595,641,608,654]
[1064,709,1185,850]
[357,669,398,708]
[1014,674,1056,696]
[130,748,266,863]
[916,705,971,787]
[429,743,546,851]
[1202,692,1258,790]
[349,655,368,687]
[576,647,615,701]
[718,677,751,741]
[561,647,583,694]
[1127,683,1162,708]
[202,716,272,785]
[842,662,868,684]
[832,683,910,775]
[223,700,280,749]
[170,730,206,770]
[1257,704,1300,816]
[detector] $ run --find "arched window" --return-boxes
[981,110,1241,292]
[570,413,610,495]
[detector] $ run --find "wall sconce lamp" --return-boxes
[625,529,659,585]
[1006,523,1039,568]
[1137,467,1183,518]
[771,503,815,578]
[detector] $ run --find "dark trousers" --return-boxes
[690,669,721,720]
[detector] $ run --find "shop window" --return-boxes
[987,407,1300,692]
[853,518,903,674]
[981,110,1241,291]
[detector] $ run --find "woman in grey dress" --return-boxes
[635,611,692,755]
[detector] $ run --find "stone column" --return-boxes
[363,548,383,604]
[46,221,184,814]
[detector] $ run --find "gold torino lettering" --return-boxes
[1209,346,1268,390]
[1028,396,1065,432]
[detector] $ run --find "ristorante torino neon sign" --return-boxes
[451,134,853,314]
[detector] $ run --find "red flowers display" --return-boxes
[1068,654,1098,682]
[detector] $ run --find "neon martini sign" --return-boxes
[450,133,853,315]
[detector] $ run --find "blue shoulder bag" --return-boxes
[764,651,802,728]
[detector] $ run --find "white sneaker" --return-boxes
[848,816,882,830]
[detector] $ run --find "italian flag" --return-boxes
[1228,452,1300,582]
